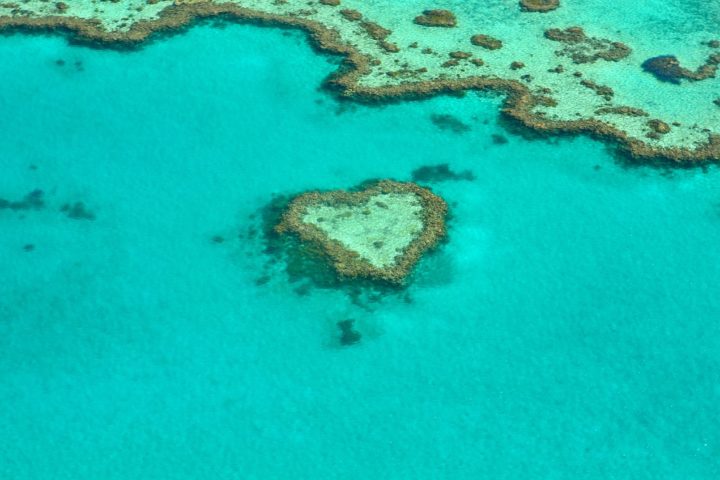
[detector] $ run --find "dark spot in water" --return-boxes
[294,283,312,296]
[430,114,471,134]
[29,164,37,171]
[23,244,34,252]
[255,275,271,286]
[55,59,65,66]
[60,202,95,221]
[0,189,45,211]
[334,101,358,115]
[211,235,225,244]
[593,164,602,171]
[337,319,361,346]
[491,133,509,145]
[74,60,84,72]
[411,163,475,183]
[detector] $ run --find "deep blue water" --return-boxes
[1,22,719,479]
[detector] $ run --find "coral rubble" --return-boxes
[544,27,631,64]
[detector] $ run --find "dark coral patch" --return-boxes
[471,34,502,50]
[411,164,475,183]
[429,114,471,134]
[545,27,631,64]
[520,0,560,12]
[642,54,720,84]
[60,202,96,220]
[413,10,457,28]
[0,189,45,211]
[337,319,362,346]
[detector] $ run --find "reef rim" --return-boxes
[276,180,448,284]
[1,3,718,164]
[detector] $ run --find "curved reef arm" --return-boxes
[2,0,719,163]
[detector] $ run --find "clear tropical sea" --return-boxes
[1,19,719,480]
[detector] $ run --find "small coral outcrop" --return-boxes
[520,0,560,12]
[471,34,503,50]
[413,9,457,28]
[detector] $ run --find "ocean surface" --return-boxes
[1,18,719,480]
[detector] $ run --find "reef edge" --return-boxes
[1,3,718,164]
[275,180,448,284]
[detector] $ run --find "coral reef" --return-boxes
[580,79,614,100]
[276,180,447,284]
[595,106,649,117]
[520,0,560,12]
[471,34,503,50]
[413,9,457,28]
[642,54,720,84]
[544,27,631,64]
[0,1,718,163]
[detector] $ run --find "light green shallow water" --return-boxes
[0,14,719,480]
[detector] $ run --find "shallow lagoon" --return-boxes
[1,21,719,479]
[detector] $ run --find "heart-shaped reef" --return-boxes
[276,180,448,284]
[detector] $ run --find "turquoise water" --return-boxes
[1,20,720,479]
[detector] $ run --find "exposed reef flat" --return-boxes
[276,181,447,284]
[1,0,719,163]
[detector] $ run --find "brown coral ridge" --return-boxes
[595,106,649,117]
[642,54,720,84]
[580,79,614,100]
[520,0,560,13]
[1,3,718,163]
[276,181,448,284]
[413,9,457,28]
[544,27,631,64]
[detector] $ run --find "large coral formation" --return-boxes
[0,0,718,163]
[276,181,447,284]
